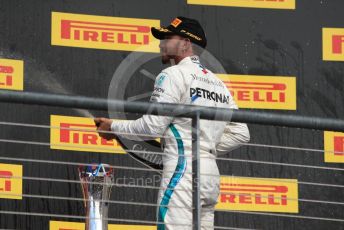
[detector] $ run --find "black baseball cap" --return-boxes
[151,16,207,48]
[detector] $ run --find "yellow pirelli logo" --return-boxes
[49,221,156,230]
[217,74,296,110]
[187,0,295,9]
[51,12,160,52]
[324,131,344,163]
[0,58,24,91]
[50,115,125,154]
[216,176,298,213]
[0,163,23,200]
[323,28,344,61]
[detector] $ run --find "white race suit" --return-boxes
[111,55,250,230]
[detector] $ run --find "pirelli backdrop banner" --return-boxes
[0,163,23,200]
[0,58,24,91]
[187,0,296,9]
[50,115,125,153]
[216,176,298,213]
[49,221,155,230]
[218,74,296,110]
[323,28,344,61]
[51,12,160,53]
[324,131,344,163]
[0,0,343,230]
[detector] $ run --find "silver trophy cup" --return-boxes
[79,164,114,230]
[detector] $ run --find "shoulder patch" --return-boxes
[156,74,167,87]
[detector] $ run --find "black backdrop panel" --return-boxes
[0,0,343,229]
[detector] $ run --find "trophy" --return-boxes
[78,164,114,230]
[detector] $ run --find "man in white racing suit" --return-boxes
[95,16,250,230]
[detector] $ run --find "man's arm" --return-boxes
[109,113,173,141]
[216,122,250,155]
[214,84,250,155]
[100,68,184,141]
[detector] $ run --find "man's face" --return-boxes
[159,35,184,64]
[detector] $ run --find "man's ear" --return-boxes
[184,38,192,50]
[180,38,191,53]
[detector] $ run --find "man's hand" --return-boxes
[94,117,117,140]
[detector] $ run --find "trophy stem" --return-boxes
[79,164,114,230]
